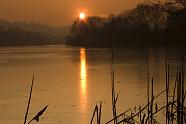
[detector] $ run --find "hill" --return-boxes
[0,19,70,46]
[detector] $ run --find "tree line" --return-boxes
[66,0,186,47]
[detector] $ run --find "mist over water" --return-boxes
[0,45,185,124]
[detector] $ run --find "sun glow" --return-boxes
[79,12,86,20]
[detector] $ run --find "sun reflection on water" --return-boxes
[80,48,87,113]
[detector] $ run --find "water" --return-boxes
[0,45,185,124]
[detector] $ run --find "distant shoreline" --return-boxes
[0,41,185,49]
[0,41,65,47]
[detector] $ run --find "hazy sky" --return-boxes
[0,0,140,26]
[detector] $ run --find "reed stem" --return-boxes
[24,75,35,124]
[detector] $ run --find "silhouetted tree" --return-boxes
[66,1,186,47]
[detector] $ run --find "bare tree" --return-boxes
[146,0,185,14]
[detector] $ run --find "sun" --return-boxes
[79,12,86,20]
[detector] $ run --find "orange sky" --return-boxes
[0,0,141,26]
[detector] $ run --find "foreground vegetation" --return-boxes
[89,51,186,124]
